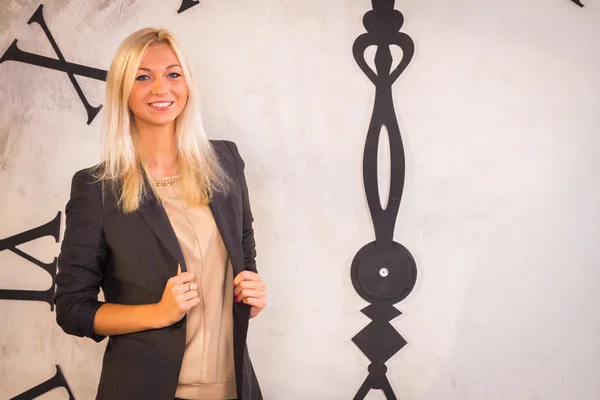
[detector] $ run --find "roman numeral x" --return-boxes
[0,4,107,125]
[0,212,61,311]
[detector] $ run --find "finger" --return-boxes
[188,296,201,308]
[179,290,199,303]
[234,280,264,297]
[171,281,197,296]
[236,289,265,303]
[233,271,260,287]
[170,272,195,286]
[242,296,265,309]
[179,294,201,311]
[241,271,260,281]
[235,279,262,290]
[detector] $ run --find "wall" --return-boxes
[1,0,598,399]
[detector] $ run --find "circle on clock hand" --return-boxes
[351,241,417,303]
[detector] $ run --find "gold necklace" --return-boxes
[154,176,181,187]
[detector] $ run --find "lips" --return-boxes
[149,101,174,111]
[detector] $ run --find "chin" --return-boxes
[144,115,179,127]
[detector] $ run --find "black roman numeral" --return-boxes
[0,4,107,125]
[178,0,200,13]
[10,365,75,400]
[0,212,61,311]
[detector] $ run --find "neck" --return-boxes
[136,120,179,179]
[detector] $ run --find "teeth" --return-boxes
[150,102,172,108]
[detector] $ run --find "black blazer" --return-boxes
[54,140,263,400]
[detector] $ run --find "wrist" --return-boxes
[148,303,166,329]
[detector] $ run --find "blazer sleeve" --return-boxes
[224,141,258,272]
[54,168,110,342]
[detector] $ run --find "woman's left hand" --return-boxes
[233,271,266,319]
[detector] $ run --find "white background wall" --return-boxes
[1,0,599,399]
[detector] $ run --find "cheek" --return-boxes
[175,81,189,99]
[182,90,190,107]
[128,89,145,111]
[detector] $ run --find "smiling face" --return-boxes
[128,43,189,132]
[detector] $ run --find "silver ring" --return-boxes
[188,283,193,292]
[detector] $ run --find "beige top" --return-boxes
[156,179,236,400]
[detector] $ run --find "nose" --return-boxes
[152,77,168,97]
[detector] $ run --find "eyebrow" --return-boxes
[137,64,182,71]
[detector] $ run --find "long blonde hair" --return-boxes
[96,27,229,212]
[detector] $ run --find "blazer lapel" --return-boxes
[137,189,188,274]
[210,190,243,277]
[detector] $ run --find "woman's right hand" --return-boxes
[155,271,200,327]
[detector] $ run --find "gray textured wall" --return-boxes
[1,0,599,399]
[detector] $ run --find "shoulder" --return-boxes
[71,165,100,183]
[69,164,104,189]
[209,139,245,169]
[68,165,106,203]
[209,139,240,156]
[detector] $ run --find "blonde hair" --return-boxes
[96,27,229,212]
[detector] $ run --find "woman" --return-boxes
[54,28,265,400]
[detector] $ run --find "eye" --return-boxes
[135,75,150,81]
[167,72,181,79]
